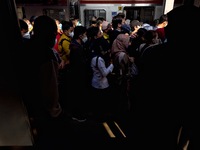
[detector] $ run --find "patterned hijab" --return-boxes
[111,33,130,58]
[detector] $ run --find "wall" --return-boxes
[17,5,70,21]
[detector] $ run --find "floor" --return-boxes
[0,87,189,150]
[0,88,33,147]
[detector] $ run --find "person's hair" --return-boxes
[33,15,57,47]
[87,26,100,39]
[112,18,122,29]
[159,14,168,24]
[29,15,37,24]
[61,20,73,31]
[90,16,97,25]
[152,19,159,27]
[33,15,57,36]
[19,19,28,32]
[97,17,105,22]
[91,20,97,25]
[73,26,87,39]
[69,15,79,21]
[144,30,158,44]
[137,28,147,37]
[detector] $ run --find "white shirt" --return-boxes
[91,56,114,89]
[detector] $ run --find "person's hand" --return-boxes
[129,56,134,63]
[59,59,65,69]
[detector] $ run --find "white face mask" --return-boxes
[82,36,88,43]
[69,31,74,38]
[59,23,62,30]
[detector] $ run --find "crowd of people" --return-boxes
[17,2,200,149]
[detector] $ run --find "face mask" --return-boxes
[76,21,81,26]
[59,23,62,30]
[82,36,88,43]
[69,31,74,38]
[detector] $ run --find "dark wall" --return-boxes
[0,0,22,90]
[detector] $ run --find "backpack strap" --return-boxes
[139,44,149,55]
[140,44,156,58]
[58,38,71,57]
[96,56,99,68]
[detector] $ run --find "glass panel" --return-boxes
[84,9,106,28]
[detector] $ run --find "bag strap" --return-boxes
[59,38,71,56]
[96,56,99,68]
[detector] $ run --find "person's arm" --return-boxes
[98,57,114,77]
[39,60,62,117]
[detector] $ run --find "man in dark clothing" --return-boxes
[166,2,200,150]
[19,15,63,120]
[130,2,200,150]
[68,26,88,122]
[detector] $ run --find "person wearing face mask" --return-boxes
[67,26,89,122]
[69,31,74,38]
[70,15,82,28]
[57,21,74,111]
[82,35,88,43]
[18,15,63,128]
[58,20,74,69]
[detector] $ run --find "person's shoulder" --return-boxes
[168,4,200,17]
[142,43,167,58]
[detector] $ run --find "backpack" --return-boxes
[58,38,71,57]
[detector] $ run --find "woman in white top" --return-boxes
[89,26,114,119]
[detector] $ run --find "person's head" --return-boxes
[112,17,123,30]
[158,14,168,28]
[19,19,28,36]
[23,18,33,33]
[152,19,159,27]
[88,26,103,40]
[33,15,57,48]
[130,20,143,31]
[102,21,109,31]
[116,12,126,24]
[29,15,37,26]
[73,26,87,43]
[165,4,200,46]
[90,16,97,26]
[55,19,63,34]
[70,15,80,27]
[96,18,103,30]
[116,33,130,49]
[137,28,147,37]
[144,30,160,44]
[62,20,74,38]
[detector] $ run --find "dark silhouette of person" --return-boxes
[19,15,63,121]
[130,2,200,150]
